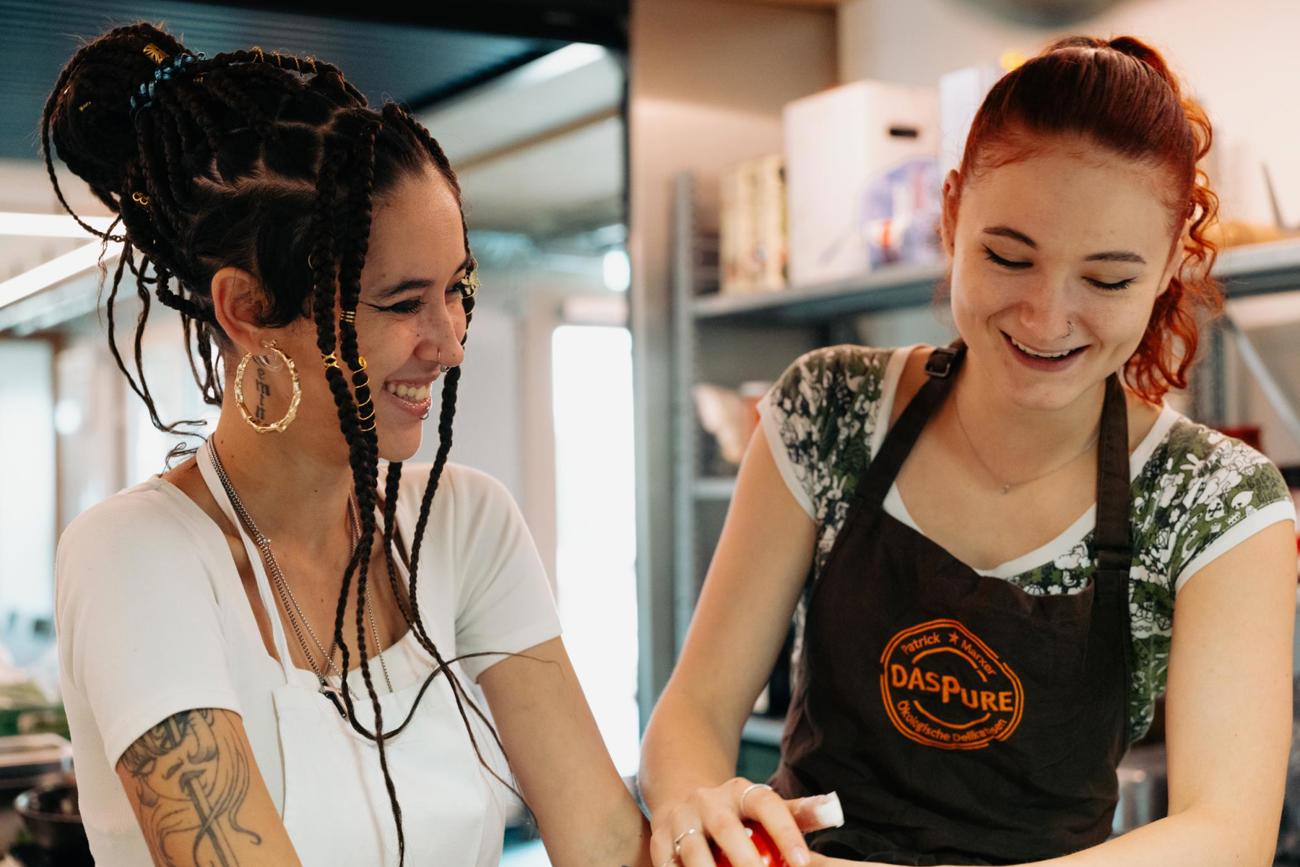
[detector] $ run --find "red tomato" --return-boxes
[709,820,788,867]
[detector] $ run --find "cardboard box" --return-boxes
[940,64,1003,175]
[784,80,942,287]
[720,154,787,294]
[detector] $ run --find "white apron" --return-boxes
[197,440,505,865]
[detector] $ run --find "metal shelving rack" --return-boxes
[668,169,1300,752]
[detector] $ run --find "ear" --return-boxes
[939,169,963,257]
[210,266,270,355]
[1156,224,1189,299]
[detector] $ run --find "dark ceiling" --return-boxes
[1,0,627,162]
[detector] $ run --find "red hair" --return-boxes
[956,35,1221,403]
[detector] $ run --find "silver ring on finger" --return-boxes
[739,782,773,816]
[673,826,699,856]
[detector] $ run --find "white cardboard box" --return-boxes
[784,80,941,288]
[940,64,1004,175]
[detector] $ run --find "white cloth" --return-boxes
[55,451,562,865]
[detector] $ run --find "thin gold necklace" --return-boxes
[951,390,1102,495]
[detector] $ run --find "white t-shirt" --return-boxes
[54,459,562,864]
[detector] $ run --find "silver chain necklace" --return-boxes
[207,439,394,699]
[952,390,1101,496]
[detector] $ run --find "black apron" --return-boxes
[770,339,1133,865]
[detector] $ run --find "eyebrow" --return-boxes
[372,255,474,300]
[981,226,1147,265]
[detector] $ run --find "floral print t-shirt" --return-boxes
[757,343,1297,744]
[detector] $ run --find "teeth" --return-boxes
[1010,336,1074,359]
[384,382,431,402]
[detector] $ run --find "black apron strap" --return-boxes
[855,340,965,506]
[1091,371,1134,735]
[1093,373,1131,571]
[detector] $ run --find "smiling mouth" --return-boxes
[383,381,432,402]
[1003,332,1087,360]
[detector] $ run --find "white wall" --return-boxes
[0,339,55,618]
[838,0,1300,228]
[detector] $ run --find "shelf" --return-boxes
[1216,238,1300,297]
[691,238,1300,324]
[693,476,738,500]
[693,261,945,323]
[742,714,786,747]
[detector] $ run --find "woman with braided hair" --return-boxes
[45,21,651,867]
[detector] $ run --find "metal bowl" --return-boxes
[12,775,92,865]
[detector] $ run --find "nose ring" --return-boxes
[1060,320,1074,341]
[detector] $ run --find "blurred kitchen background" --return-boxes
[0,0,1298,863]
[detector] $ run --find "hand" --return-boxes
[650,777,844,867]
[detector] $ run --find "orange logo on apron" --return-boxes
[879,618,1024,750]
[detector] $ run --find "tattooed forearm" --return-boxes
[118,709,261,866]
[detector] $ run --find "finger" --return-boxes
[651,806,695,867]
[674,821,716,867]
[650,822,677,867]
[705,814,765,867]
[788,791,845,832]
[743,789,812,867]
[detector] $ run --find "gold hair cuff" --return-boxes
[462,270,480,297]
[321,352,340,369]
[339,310,355,324]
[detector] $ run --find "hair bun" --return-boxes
[44,22,189,205]
[1106,35,1181,94]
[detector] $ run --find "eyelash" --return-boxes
[982,246,1135,292]
[370,280,474,314]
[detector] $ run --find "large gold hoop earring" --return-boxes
[235,340,301,433]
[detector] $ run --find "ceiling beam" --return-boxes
[184,0,629,48]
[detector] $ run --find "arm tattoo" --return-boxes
[119,709,261,866]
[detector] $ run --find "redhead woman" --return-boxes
[640,36,1296,867]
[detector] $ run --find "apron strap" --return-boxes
[855,339,965,506]
[1090,371,1135,734]
[1092,373,1132,571]
[196,438,299,684]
